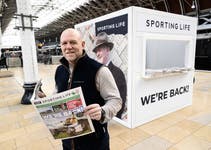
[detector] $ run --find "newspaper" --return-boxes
[31,87,95,140]
[31,79,42,101]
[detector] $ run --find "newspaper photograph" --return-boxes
[31,87,95,140]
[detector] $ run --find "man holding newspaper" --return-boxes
[40,28,122,150]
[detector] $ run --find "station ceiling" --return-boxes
[0,0,17,33]
[1,0,211,41]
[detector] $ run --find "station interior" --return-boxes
[0,0,211,150]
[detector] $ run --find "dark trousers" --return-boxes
[62,130,110,150]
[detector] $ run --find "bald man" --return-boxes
[55,28,122,150]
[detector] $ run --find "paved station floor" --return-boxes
[0,64,211,150]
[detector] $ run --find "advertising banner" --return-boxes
[76,14,128,123]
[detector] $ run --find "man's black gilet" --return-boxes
[55,54,107,138]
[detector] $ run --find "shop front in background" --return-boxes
[1,46,22,68]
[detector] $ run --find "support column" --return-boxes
[16,0,39,104]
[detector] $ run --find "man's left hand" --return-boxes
[84,104,102,121]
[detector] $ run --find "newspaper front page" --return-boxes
[31,87,95,140]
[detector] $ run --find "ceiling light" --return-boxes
[191,1,195,9]
[4,2,8,8]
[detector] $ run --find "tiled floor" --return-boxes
[0,64,211,150]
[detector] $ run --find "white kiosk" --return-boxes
[75,6,197,128]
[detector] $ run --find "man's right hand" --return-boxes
[37,91,46,98]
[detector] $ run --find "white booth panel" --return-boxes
[133,7,197,36]
[131,72,193,128]
[75,6,197,128]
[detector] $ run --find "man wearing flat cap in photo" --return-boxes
[93,32,127,119]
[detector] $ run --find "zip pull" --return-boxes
[68,72,72,89]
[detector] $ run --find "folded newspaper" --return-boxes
[31,86,95,140]
[31,79,42,101]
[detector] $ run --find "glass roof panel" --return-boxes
[30,0,89,28]
[2,0,89,48]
